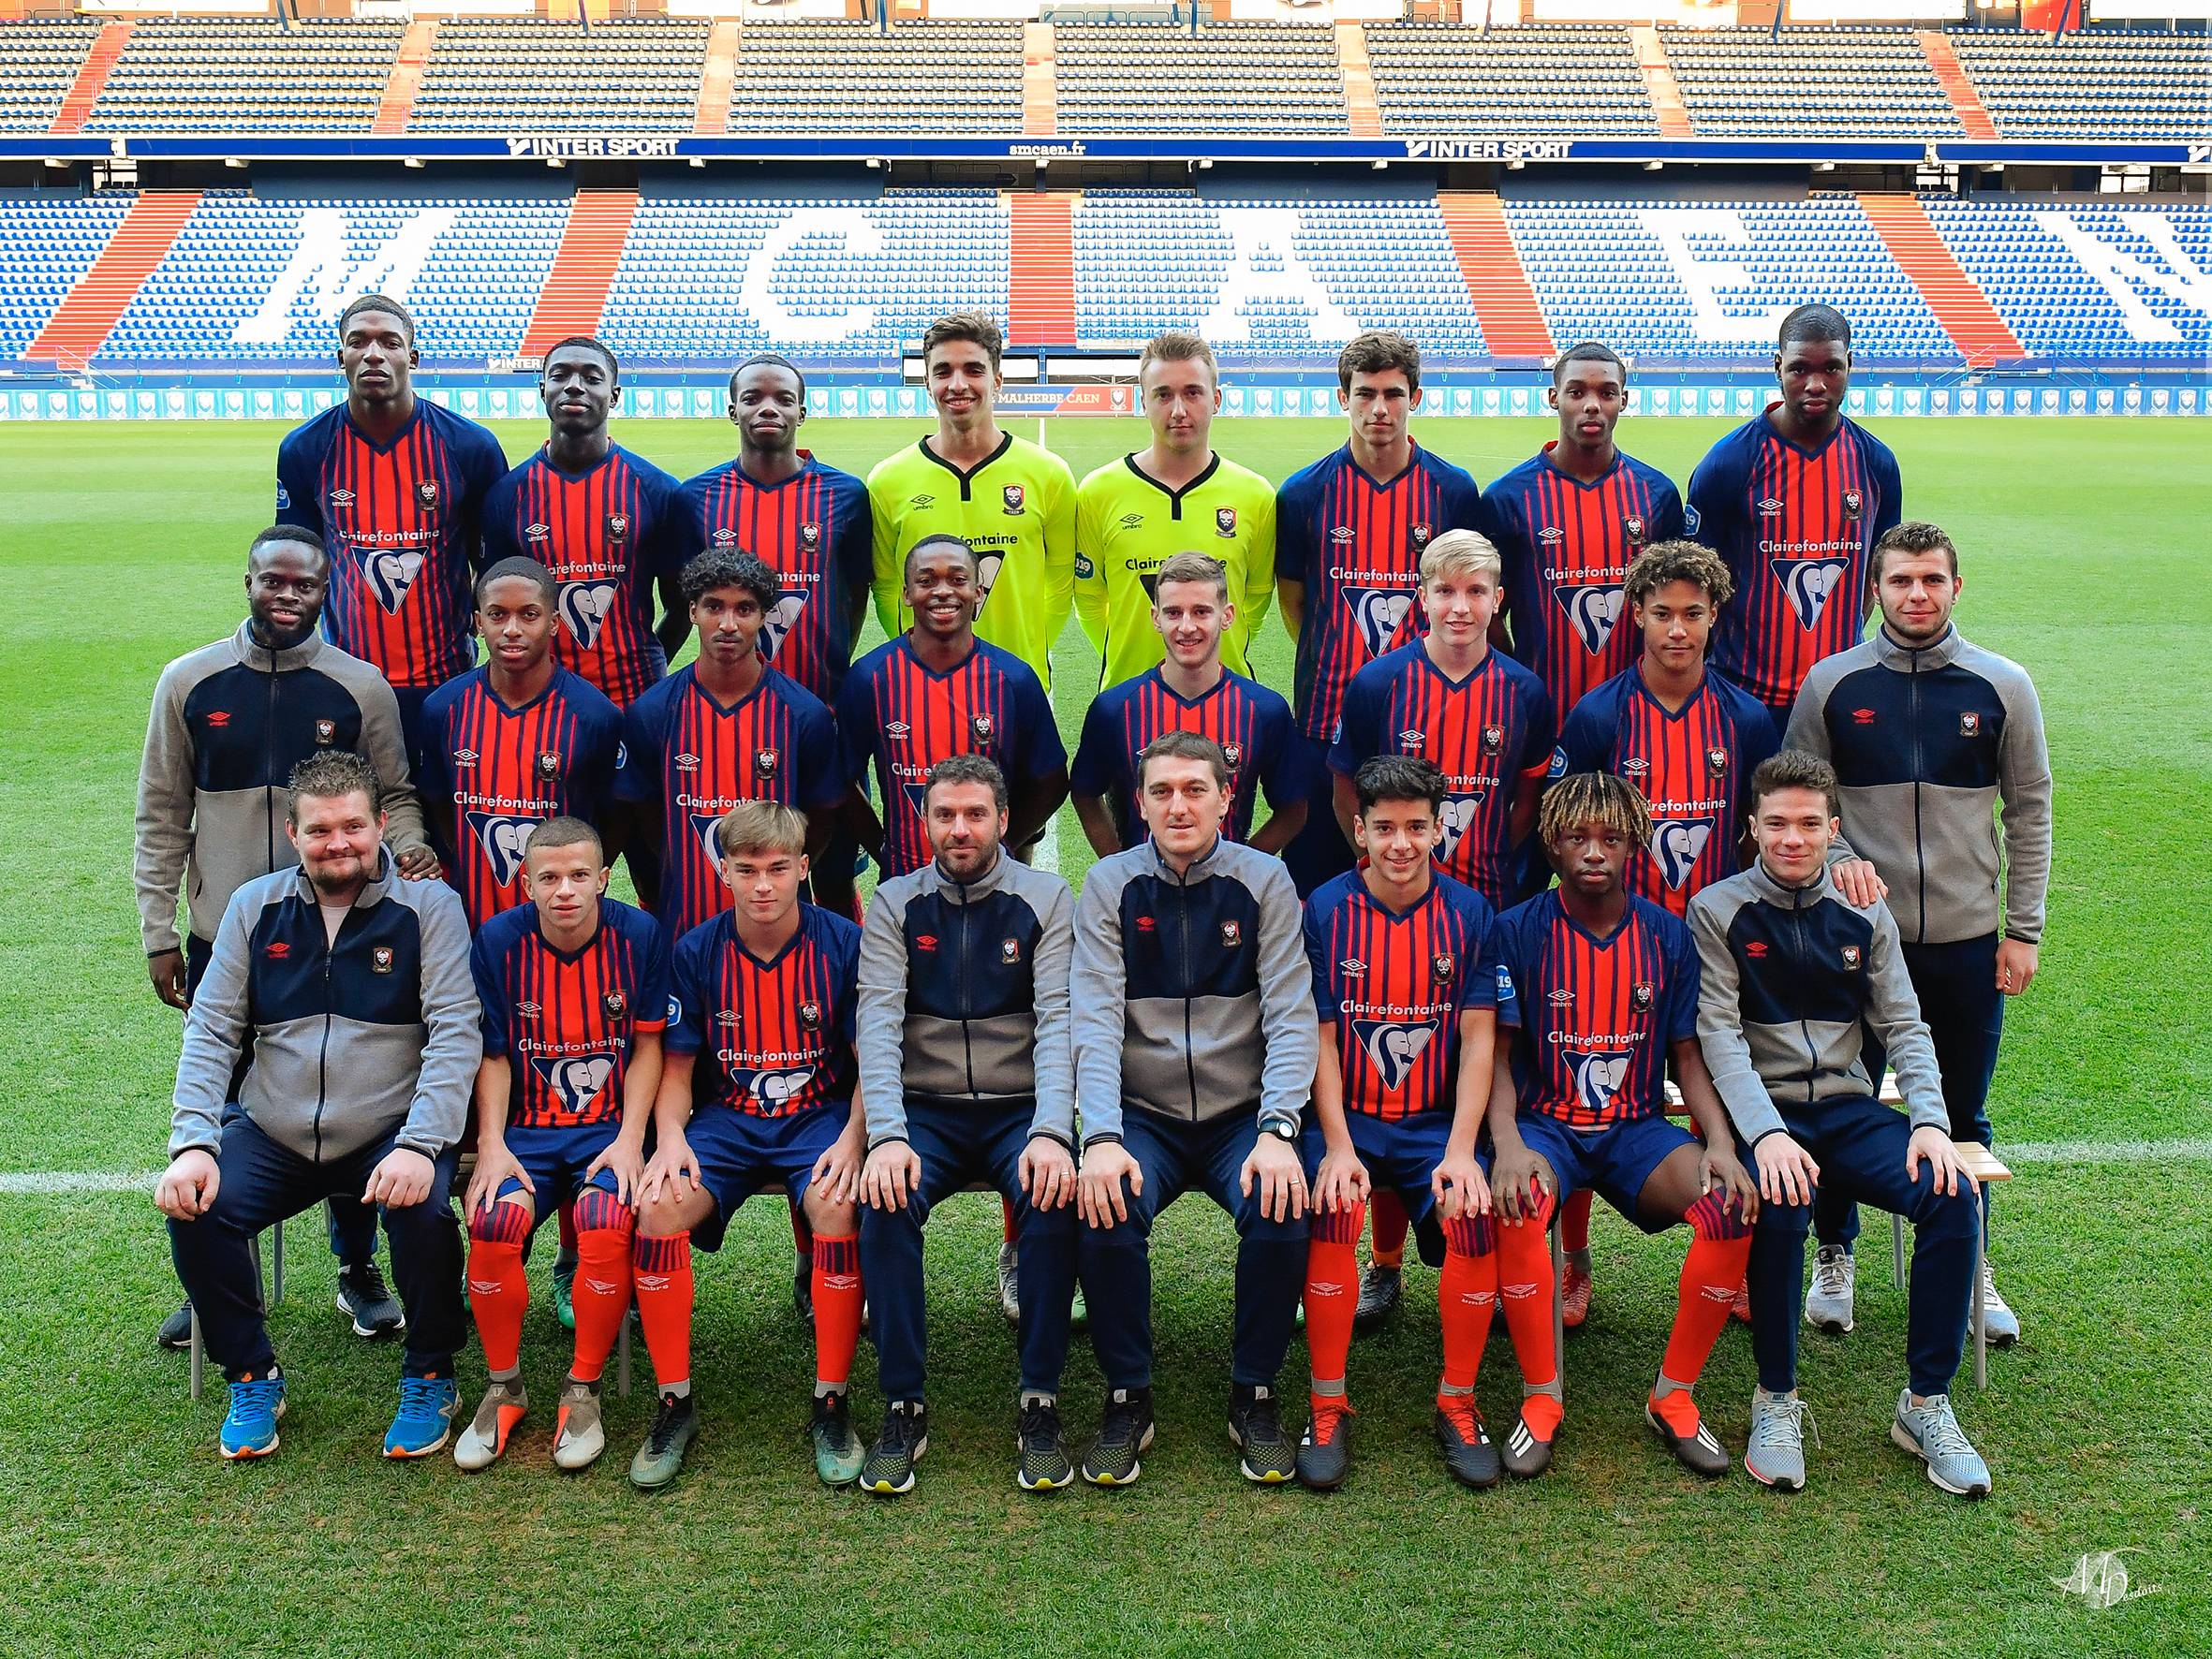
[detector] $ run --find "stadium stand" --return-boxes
[1054,22,1349,136]
[0,191,135,358]
[1924,195,2212,362]
[1365,24,1659,136]
[1504,191,1953,360]
[1072,186,1485,355]
[82,20,402,136]
[728,22,1025,134]
[94,189,568,360]
[407,19,706,135]
[595,186,1010,362]
[1659,26,1963,138]
[0,20,99,135]
[1949,26,2212,140]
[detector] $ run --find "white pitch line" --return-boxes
[6,1137,2211,1197]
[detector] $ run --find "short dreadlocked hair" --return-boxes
[1624,539,1733,611]
[1539,771,1652,854]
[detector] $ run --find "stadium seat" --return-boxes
[0,19,100,133]
[1950,25,2211,140]
[1367,24,1659,136]
[1659,26,1962,139]
[729,22,1023,135]
[409,20,706,135]
[86,20,403,136]
[1055,22,1349,136]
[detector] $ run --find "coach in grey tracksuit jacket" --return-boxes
[167,850,478,1381]
[137,619,429,978]
[858,847,1078,1405]
[1690,859,1979,1399]
[1070,834,1318,1394]
[1789,621,2049,1248]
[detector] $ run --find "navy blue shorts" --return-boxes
[1494,1111,1697,1236]
[686,1102,849,1252]
[1302,1110,1453,1228]
[485,1121,624,1232]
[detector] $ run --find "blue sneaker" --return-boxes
[1891,1390,1992,1499]
[220,1369,287,1461]
[384,1373,459,1459]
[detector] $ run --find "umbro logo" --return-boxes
[1538,527,1565,544]
[1119,512,1143,530]
[330,489,355,507]
[675,753,700,771]
[525,523,550,542]
[1339,960,1366,976]
[1758,499,1784,517]
[1549,989,1574,1005]
[909,494,936,509]
[1329,526,1355,543]
[886,721,911,739]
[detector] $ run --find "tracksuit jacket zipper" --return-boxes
[951,882,978,1098]
[1785,885,1820,1107]
[1171,863,1200,1119]
[314,920,333,1164]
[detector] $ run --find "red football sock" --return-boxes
[1494,1194,1559,1400]
[1003,1197,1019,1246]
[1303,1201,1364,1388]
[1438,1216,1498,1391]
[465,1199,532,1375]
[1659,1193,1756,1411]
[1368,1187,1408,1270]
[811,1232,863,1392]
[568,1187,635,1385]
[632,1233,694,1392]
[1560,1186,1594,1255]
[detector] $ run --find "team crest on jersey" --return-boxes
[1220,920,1242,947]
[754,747,779,777]
[1650,819,1713,890]
[799,1002,823,1030]
[1569,1049,1634,1118]
[1001,937,1022,965]
[1410,523,1432,548]
[415,481,439,513]
[1554,582,1626,657]
[1436,793,1481,861]
[1772,555,1853,631]
[1843,490,1864,519]
[1002,484,1025,515]
[603,991,628,1021]
[315,718,336,745]
[731,1066,817,1112]
[1433,952,1455,980]
[533,1054,616,1120]
[1482,725,1504,753]
[1625,515,1647,546]
[1706,747,1729,776]
[1215,507,1237,538]
[800,522,820,547]
[538,752,562,780]
[371,946,394,974]
[361,549,426,615]
[604,513,629,544]
[1632,983,1654,1011]
[525,523,550,544]
[971,714,995,748]
[1341,587,1418,658]
[1221,742,1244,772]
[558,580,621,651]
[1841,945,1862,970]
[466,811,546,887]
[1351,1017,1440,1093]
[1959,712,1981,737]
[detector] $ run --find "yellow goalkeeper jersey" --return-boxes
[1074,452,1277,688]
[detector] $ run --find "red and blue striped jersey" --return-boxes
[481,442,683,709]
[1276,443,1484,743]
[835,637,1067,877]
[1686,408,1902,713]
[1330,644,1556,910]
[1070,666,1296,847]
[1556,665,1780,917]
[1482,444,1686,719]
[275,401,509,691]
[1491,889,1699,1129]
[1304,870,1509,1123]
[672,453,874,704]
[665,903,860,1119]
[415,666,627,928]
[470,898,671,1130]
[615,664,843,943]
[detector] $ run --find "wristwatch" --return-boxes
[1259,1119,1297,1144]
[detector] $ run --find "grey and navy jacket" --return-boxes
[1688,860,1945,1147]
[169,850,479,1165]
[858,849,1076,1150]
[135,621,429,956]
[1786,624,2051,947]
[1071,836,1318,1142]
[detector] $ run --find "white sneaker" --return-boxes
[996,1239,1021,1326]
[1978,1260,2021,1346]
[1805,1244,1855,1334]
[1744,1388,1816,1490]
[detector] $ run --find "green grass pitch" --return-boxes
[2,415,2207,1657]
